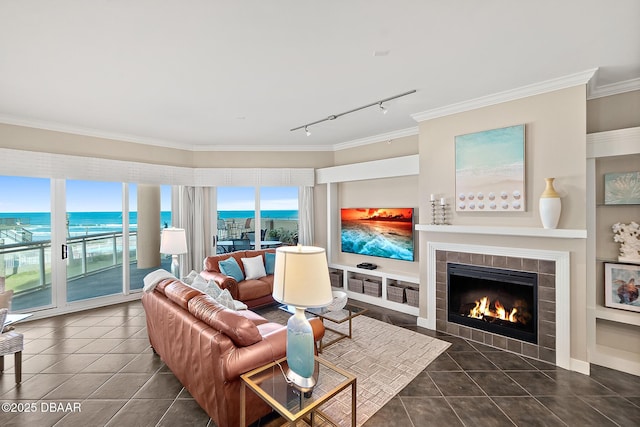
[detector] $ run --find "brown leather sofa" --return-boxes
[201,249,276,308]
[142,277,324,427]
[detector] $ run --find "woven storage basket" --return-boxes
[387,284,406,303]
[405,287,419,307]
[363,280,382,297]
[329,271,343,288]
[347,277,364,293]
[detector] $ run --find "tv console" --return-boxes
[328,263,419,316]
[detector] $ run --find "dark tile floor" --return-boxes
[1,300,638,426]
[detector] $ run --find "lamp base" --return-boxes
[285,307,316,392]
[170,255,180,279]
[285,366,316,393]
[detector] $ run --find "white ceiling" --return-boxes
[1,1,639,151]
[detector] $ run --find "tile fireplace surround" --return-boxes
[436,250,556,364]
[422,242,573,371]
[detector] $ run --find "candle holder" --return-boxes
[440,203,449,225]
[430,200,437,225]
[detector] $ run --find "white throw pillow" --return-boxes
[241,255,266,280]
[182,270,200,285]
[190,273,209,292]
[205,279,223,298]
[202,279,247,310]
[216,289,235,310]
[233,300,248,311]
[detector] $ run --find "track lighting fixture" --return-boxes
[290,89,416,135]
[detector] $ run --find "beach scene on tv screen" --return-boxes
[341,208,414,261]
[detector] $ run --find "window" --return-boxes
[0,176,53,311]
[216,186,298,253]
[261,187,299,245]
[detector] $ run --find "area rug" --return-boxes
[259,308,451,426]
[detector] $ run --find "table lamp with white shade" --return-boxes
[272,245,333,391]
[160,227,187,278]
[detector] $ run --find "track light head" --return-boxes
[305,126,311,136]
[379,102,388,114]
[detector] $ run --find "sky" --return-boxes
[0,177,297,212]
[217,186,298,211]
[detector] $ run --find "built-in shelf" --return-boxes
[594,306,640,327]
[328,263,420,317]
[329,263,418,283]
[596,257,619,263]
[415,224,587,239]
[586,126,640,377]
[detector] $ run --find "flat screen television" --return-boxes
[340,208,414,261]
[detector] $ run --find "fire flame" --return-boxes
[469,296,519,323]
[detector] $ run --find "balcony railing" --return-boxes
[0,231,139,297]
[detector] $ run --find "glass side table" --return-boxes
[240,356,356,426]
[279,303,368,352]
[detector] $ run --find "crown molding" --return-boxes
[0,114,197,151]
[332,126,419,151]
[0,114,354,152]
[190,143,335,152]
[587,77,640,100]
[411,69,598,122]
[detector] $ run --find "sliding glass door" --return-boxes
[215,186,299,253]
[65,180,124,302]
[260,187,299,246]
[0,176,53,311]
[216,187,255,253]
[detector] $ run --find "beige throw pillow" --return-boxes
[0,290,13,310]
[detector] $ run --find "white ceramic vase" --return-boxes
[539,177,561,229]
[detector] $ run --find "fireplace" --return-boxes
[447,263,538,344]
[425,243,567,367]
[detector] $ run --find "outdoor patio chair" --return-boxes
[241,218,252,237]
[0,308,24,384]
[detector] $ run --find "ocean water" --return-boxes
[0,210,298,241]
[341,219,414,261]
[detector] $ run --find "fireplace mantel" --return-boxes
[416,224,586,239]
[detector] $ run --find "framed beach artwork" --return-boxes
[604,171,640,205]
[605,263,640,312]
[455,124,525,212]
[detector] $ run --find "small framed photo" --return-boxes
[604,172,640,205]
[605,263,640,312]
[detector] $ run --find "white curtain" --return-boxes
[178,186,209,275]
[298,186,314,245]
